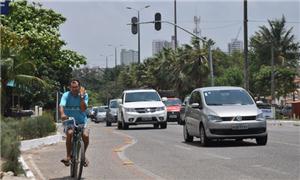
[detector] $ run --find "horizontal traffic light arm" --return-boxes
[127,20,207,43]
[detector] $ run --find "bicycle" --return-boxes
[63,117,86,179]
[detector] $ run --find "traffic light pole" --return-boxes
[138,11,141,64]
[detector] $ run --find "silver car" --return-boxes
[106,99,121,126]
[183,86,267,146]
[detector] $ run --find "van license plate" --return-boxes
[142,117,152,121]
[232,124,248,130]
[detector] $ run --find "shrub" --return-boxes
[1,118,23,175]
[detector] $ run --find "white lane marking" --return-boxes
[252,165,289,175]
[270,140,300,147]
[203,152,231,160]
[174,145,192,151]
[112,130,165,180]
[28,155,46,180]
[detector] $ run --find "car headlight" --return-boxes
[207,115,222,122]
[156,106,165,111]
[256,113,265,121]
[125,108,135,112]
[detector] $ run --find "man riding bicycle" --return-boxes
[60,79,89,167]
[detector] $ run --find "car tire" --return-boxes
[160,122,167,129]
[117,121,122,129]
[183,124,193,142]
[122,121,129,130]
[106,121,111,127]
[199,125,209,146]
[153,124,159,129]
[256,135,268,145]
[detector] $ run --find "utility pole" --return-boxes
[174,0,177,49]
[137,10,141,63]
[243,0,249,90]
[271,46,275,105]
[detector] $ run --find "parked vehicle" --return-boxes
[118,89,167,129]
[95,106,108,123]
[106,99,122,126]
[90,106,98,121]
[281,105,292,117]
[256,102,273,119]
[163,98,182,123]
[184,86,267,146]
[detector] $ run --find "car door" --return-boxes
[187,92,199,135]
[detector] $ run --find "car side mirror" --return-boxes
[191,103,202,109]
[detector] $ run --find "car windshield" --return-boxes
[204,90,254,106]
[164,99,182,106]
[98,107,107,112]
[125,92,161,102]
[109,100,119,108]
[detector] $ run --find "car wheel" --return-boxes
[183,124,193,142]
[117,121,122,129]
[122,120,129,130]
[256,135,268,145]
[160,122,167,129]
[199,125,209,146]
[106,121,111,127]
[153,124,159,129]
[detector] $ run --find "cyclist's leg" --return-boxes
[66,128,74,160]
[82,128,89,166]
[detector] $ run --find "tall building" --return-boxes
[120,49,138,66]
[228,39,243,54]
[152,40,172,55]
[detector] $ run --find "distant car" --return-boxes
[281,105,292,117]
[163,98,182,123]
[90,106,98,121]
[106,99,122,126]
[256,103,273,119]
[95,106,108,123]
[184,86,267,146]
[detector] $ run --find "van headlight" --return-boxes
[207,115,222,122]
[125,108,135,112]
[156,106,165,111]
[256,113,265,121]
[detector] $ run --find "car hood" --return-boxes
[123,101,165,108]
[109,108,118,114]
[97,112,106,116]
[205,104,259,117]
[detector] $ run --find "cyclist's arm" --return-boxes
[59,92,68,120]
[80,94,88,112]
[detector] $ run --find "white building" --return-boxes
[228,39,243,54]
[120,49,138,66]
[152,40,172,55]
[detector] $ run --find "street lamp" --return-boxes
[107,44,123,67]
[100,54,113,69]
[126,5,150,64]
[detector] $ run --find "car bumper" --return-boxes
[123,110,167,124]
[206,120,267,139]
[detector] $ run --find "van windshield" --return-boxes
[125,92,161,102]
[204,90,254,106]
[109,101,119,108]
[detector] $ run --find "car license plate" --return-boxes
[232,124,248,130]
[142,117,152,121]
[169,115,177,118]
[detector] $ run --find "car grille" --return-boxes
[136,117,158,122]
[210,128,266,135]
[135,108,157,113]
[221,116,256,121]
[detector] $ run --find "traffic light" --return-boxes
[131,17,138,34]
[154,13,161,31]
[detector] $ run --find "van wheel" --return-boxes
[256,135,268,145]
[122,120,129,130]
[200,125,209,146]
[183,124,193,142]
[106,121,111,127]
[160,122,167,129]
[117,121,122,129]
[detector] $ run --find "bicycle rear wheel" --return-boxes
[77,140,85,179]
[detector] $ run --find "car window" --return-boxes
[164,98,182,106]
[204,90,254,106]
[190,92,201,105]
[125,92,161,102]
[98,107,107,112]
[109,100,119,108]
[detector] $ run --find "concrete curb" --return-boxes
[20,133,63,151]
[267,120,300,126]
[18,156,35,180]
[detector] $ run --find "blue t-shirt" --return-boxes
[60,91,89,125]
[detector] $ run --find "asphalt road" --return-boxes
[23,121,300,180]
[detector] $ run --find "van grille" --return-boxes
[135,108,157,113]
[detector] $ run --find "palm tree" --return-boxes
[250,16,299,68]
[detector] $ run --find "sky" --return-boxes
[38,0,300,68]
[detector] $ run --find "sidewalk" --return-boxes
[267,119,300,127]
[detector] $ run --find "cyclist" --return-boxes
[60,79,89,167]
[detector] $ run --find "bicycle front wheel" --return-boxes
[77,140,85,180]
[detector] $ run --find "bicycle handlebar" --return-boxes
[63,117,78,128]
